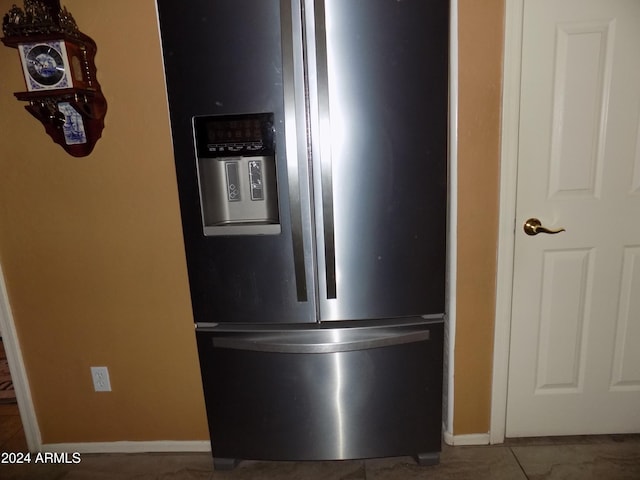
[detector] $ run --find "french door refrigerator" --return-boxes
[156,0,449,469]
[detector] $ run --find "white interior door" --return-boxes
[506,0,640,437]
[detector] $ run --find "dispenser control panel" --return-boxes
[194,113,275,158]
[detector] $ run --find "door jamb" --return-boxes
[444,0,459,441]
[490,0,525,444]
[0,261,42,450]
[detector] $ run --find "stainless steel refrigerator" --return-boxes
[156,0,449,469]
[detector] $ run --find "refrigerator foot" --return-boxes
[415,452,440,466]
[213,458,240,470]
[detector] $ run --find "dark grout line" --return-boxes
[508,446,531,480]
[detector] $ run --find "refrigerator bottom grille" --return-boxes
[196,322,443,465]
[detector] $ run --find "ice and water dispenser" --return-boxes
[193,113,280,236]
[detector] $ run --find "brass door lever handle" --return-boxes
[523,218,566,236]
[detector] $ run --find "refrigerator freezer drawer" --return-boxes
[196,321,444,463]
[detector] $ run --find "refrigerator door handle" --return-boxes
[210,328,431,354]
[313,0,337,299]
[282,0,308,302]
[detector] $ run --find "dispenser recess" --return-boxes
[193,113,280,236]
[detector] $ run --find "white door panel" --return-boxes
[507,0,640,436]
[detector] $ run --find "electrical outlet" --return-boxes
[90,366,112,392]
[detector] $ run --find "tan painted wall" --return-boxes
[0,0,208,442]
[454,0,504,434]
[0,0,504,442]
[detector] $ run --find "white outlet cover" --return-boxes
[90,366,112,392]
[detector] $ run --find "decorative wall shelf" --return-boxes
[2,0,107,157]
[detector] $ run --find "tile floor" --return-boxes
[1,403,639,479]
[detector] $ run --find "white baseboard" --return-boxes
[42,440,211,454]
[443,431,491,446]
